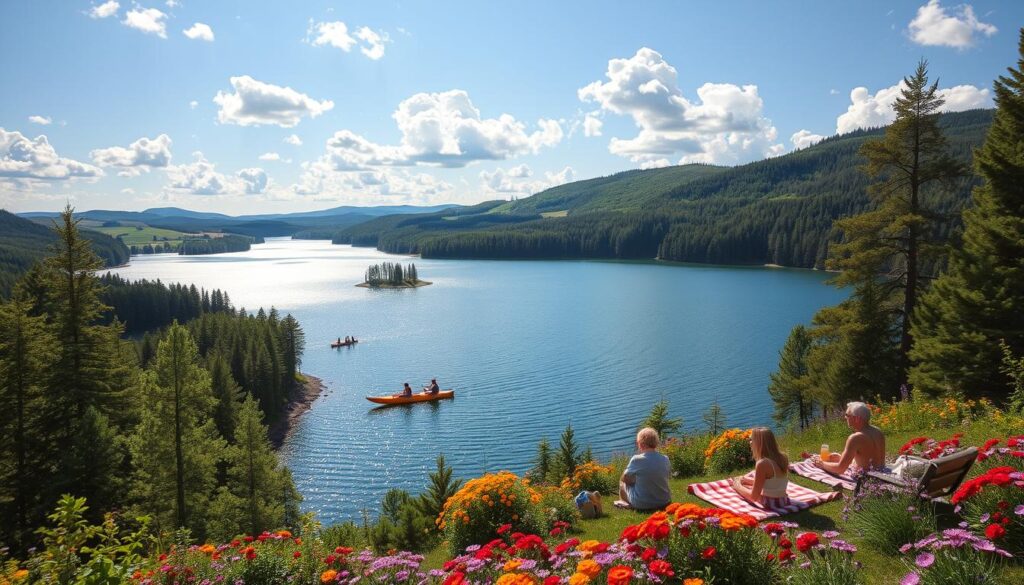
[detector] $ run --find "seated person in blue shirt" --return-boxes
[399,382,413,397]
[617,427,672,510]
[424,378,440,394]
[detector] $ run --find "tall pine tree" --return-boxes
[768,325,815,430]
[910,30,1024,400]
[830,61,965,391]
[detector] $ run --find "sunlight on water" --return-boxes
[109,238,846,523]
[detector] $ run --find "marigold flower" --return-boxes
[568,574,591,585]
[607,565,633,585]
[576,559,601,578]
[320,569,338,583]
[683,579,704,585]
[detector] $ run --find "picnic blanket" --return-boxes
[788,459,859,491]
[687,474,842,520]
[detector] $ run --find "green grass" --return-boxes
[540,210,568,218]
[418,415,1024,584]
[91,225,193,246]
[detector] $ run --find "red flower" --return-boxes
[701,546,717,560]
[443,572,466,585]
[620,525,640,542]
[497,524,512,535]
[986,524,1007,540]
[762,523,785,537]
[549,527,562,537]
[293,551,301,559]
[334,546,352,555]
[543,577,560,585]
[779,537,792,549]
[641,547,657,562]
[648,559,674,577]
[765,553,776,562]
[900,437,929,454]
[982,438,1001,452]
[778,548,794,562]
[796,532,819,553]
[654,523,670,539]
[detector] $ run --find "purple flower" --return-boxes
[800,561,812,569]
[980,513,990,523]
[899,543,914,554]
[901,572,921,585]
[914,552,935,568]
[1015,504,1024,516]
[822,530,839,539]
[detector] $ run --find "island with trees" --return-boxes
[358,261,431,288]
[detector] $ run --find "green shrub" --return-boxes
[844,482,935,553]
[439,471,544,554]
[319,521,363,550]
[663,435,709,478]
[705,428,754,475]
[536,487,581,529]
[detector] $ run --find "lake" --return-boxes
[108,238,846,524]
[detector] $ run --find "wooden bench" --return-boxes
[853,447,978,502]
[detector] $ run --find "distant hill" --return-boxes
[333,109,994,268]
[0,210,130,298]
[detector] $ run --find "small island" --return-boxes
[357,261,432,288]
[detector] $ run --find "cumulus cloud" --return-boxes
[579,47,783,165]
[355,27,388,60]
[836,81,992,134]
[89,1,119,19]
[583,113,603,137]
[122,7,168,38]
[479,164,575,198]
[283,134,303,146]
[213,76,334,127]
[791,130,826,150]
[91,134,173,176]
[292,162,454,205]
[237,168,268,194]
[313,90,563,171]
[183,22,214,42]
[258,152,281,161]
[189,100,198,109]
[0,128,102,181]
[908,0,996,49]
[28,115,52,125]
[308,20,390,59]
[165,152,228,195]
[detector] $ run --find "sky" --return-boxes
[1,1,1022,215]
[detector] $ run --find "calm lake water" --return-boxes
[108,238,846,524]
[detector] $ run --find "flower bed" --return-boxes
[704,428,754,475]
[953,466,1024,556]
[439,472,545,555]
[898,529,1011,585]
[560,461,617,495]
[898,434,962,460]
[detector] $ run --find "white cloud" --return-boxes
[0,128,103,181]
[292,163,454,205]
[791,130,826,150]
[213,75,334,127]
[166,0,179,7]
[189,100,199,109]
[829,89,839,95]
[237,168,268,194]
[283,134,303,146]
[308,20,390,59]
[583,113,603,137]
[312,90,564,171]
[479,164,575,198]
[355,26,388,60]
[579,47,783,165]
[836,81,992,134]
[259,152,281,161]
[89,1,119,19]
[165,152,228,195]
[908,0,996,49]
[122,7,168,39]
[183,22,214,42]
[28,115,52,125]
[121,187,135,195]
[91,134,173,176]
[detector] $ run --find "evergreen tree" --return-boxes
[830,61,966,389]
[416,454,461,528]
[702,402,726,435]
[768,325,815,430]
[220,396,289,537]
[381,488,412,523]
[806,282,901,405]
[209,353,242,443]
[910,30,1024,400]
[640,399,682,438]
[529,439,553,484]
[0,298,55,550]
[279,314,305,385]
[130,323,223,535]
[557,424,580,477]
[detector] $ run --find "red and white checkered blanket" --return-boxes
[788,459,859,491]
[687,474,842,520]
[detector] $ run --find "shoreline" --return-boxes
[269,373,325,449]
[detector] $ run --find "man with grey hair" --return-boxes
[813,401,886,474]
[616,427,672,510]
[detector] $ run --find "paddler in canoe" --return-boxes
[367,379,453,405]
[397,382,413,398]
[423,378,440,395]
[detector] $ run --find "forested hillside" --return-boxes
[0,210,130,298]
[334,109,993,268]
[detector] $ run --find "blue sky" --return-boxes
[1,0,1021,214]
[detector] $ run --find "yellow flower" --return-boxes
[13,570,30,582]
[503,559,523,572]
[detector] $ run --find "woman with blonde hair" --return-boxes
[731,427,790,507]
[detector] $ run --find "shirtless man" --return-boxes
[813,401,886,474]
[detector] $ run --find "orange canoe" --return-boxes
[365,390,454,405]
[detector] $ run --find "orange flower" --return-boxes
[683,579,704,585]
[568,575,591,585]
[276,530,293,538]
[607,565,633,584]
[198,544,216,555]
[320,569,338,583]
[503,559,523,572]
[495,574,537,585]
[576,559,601,578]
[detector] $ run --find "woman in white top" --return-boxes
[731,427,790,507]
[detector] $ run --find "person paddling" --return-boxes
[424,378,440,394]
[397,382,413,398]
